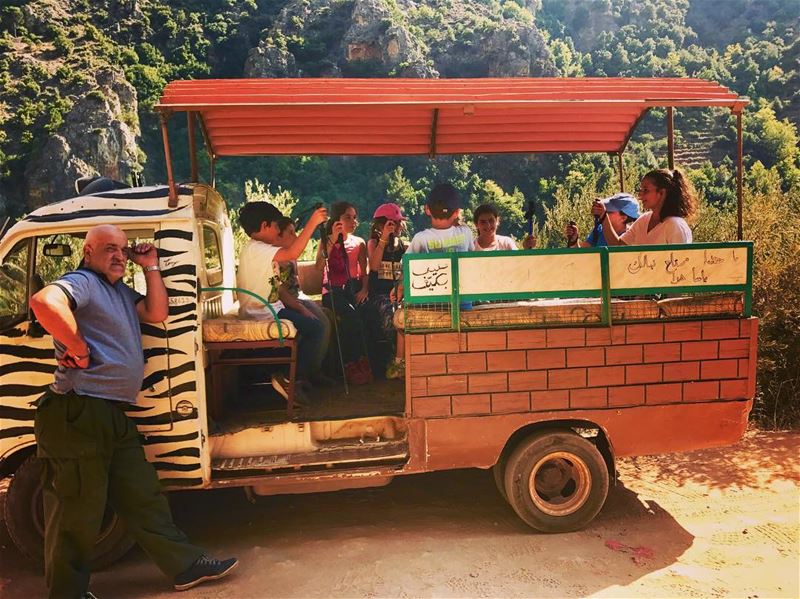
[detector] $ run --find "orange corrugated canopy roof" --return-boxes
[156,78,748,157]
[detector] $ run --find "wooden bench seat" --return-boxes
[203,308,298,420]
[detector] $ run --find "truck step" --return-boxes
[211,440,408,472]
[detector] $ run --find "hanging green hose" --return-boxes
[200,286,285,344]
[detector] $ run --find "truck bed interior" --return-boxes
[208,372,406,434]
[207,373,409,475]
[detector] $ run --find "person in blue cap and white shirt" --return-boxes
[565,193,640,248]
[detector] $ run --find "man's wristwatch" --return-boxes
[143,265,161,273]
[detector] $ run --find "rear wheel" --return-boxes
[504,430,609,533]
[492,452,509,503]
[4,454,135,570]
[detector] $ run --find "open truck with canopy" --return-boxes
[0,78,756,566]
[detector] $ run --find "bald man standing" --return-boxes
[30,225,237,598]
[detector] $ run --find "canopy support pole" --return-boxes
[196,113,216,185]
[429,108,439,158]
[667,107,675,170]
[617,152,625,192]
[736,110,744,240]
[160,111,177,207]
[188,112,198,183]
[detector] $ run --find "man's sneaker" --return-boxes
[386,357,405,380]
[174,555,238,591]
[271,372,290,401]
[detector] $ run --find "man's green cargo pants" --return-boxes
[34,391,204,598]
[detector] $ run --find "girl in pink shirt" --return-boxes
[315,202,371,384]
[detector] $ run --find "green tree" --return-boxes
[744,102,800,189]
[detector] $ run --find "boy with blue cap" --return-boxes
[566,193,640,248]
[396,183,474,307]
[407,183,474,253]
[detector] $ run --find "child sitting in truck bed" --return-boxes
[408,183,474,254]
[565,193,639,248]
[473,203,519,251]
[273,216,335,387]
[314,201,372,386]
[366,203,408,379]
[397,183,474,308]
[237,202,328,398]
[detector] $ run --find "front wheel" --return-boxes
[4,454,135,570]
[504,430,610,533]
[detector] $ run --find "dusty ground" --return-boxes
[0,429,797,598]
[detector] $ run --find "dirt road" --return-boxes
[1,430,798,598]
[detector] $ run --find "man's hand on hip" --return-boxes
[59,347,90,369]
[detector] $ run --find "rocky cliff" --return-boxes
[0,0,142,216]
[1,0,557,217]
[245,0,556,79]
[245,0,436,78]
[24,70,140,209]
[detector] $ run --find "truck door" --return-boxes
[0,229,180,464]
[0,236,42,458]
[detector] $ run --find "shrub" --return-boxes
[693,172,800,428]
[53,29,74,56]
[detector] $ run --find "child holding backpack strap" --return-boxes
[366,203,408,379]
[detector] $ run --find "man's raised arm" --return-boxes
[130,243,169,323]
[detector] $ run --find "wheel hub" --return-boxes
[528,451,591,516]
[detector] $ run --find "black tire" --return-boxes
[3,454,135,570]
[492,452,509,503]
[504,429,609,533]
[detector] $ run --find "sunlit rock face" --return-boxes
[244,0,555,80]
[25,70,140,209]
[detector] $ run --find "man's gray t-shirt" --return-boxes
[51,268,144,403]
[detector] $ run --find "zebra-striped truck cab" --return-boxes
[0,181,758,567]
[1,184,232,486]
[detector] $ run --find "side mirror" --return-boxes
[42,243,72,257]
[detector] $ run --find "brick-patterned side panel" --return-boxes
[407,318,758,418]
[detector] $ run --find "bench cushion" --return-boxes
[203,315,297,343]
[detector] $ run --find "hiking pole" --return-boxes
[317,210,350,395]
